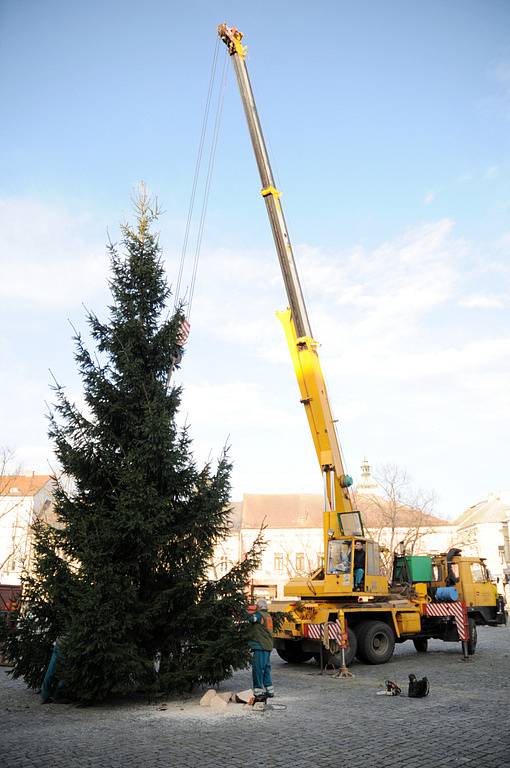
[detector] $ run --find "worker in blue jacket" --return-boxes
[247,597,274,701]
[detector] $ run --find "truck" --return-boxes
[0,584,21,665]
[217,23,507,666]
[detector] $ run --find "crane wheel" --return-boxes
[276,643,314,664]
[355,620,395,664]
[412,637,428,653]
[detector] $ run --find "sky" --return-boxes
[0,0,509,519]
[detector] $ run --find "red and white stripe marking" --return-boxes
[303,619,348,647]
[177,318,190,346]
[423,601,469,641]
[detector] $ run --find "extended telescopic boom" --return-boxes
[218,23,355,535]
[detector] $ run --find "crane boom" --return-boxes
[217,24,311,339]
[218,24,356,543]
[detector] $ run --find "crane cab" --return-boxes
[283,511,389,599]
[324,536,388,596]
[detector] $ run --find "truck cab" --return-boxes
[431,552,506,626]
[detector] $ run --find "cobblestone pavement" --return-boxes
[1,625,509,768]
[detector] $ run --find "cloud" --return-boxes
[0,198,108,308]
[424,191,435,205]
[484,165,500,180]
[2,200,508,517]
[179,380,294,429]
[459,294,505,309]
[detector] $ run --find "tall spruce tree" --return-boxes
[7,191,263,702]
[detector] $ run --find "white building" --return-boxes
[0,475,54,585]
[212,491,455,599]
[454,490,510,597]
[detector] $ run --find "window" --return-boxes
[295,553,305,572]
[432,564,442,582]
[218,556,228,575]
[366,542,380,576]
[471,563,487,584]
[274,554,283,574]
[327,540,352,575]
[317,553,324,569]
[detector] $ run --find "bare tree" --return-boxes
[0,447,26,575]
[279,537,321,578]
[356,463,437,576]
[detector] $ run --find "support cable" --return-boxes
[174,38,220,310]
[187,52,228,320]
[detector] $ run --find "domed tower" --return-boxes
[356,457,382,495]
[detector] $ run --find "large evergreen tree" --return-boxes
[6,191,262,702]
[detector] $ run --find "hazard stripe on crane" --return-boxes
[423,601,469,641]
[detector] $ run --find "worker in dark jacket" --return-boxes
[353,540,365,591]
[247,597,274,701]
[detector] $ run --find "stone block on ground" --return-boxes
[199,689,217,706]
[235,689,254,704]
[209,695,229,711]
[217,691,234,702]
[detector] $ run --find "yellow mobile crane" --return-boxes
[217,23,388,604]
[218,24,505,666]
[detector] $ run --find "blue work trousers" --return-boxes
[354,568,364,587]
[251,649,273,697]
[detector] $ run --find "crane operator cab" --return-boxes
[326,537,387,596]
[323,512,389,597]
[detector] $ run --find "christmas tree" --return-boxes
[6,190,263,702]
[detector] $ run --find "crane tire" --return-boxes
[412,637,428,653]
[276,644,314,664]
[355,620,395,664]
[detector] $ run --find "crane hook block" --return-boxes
[218,23,247,58]
[340,474,353,488]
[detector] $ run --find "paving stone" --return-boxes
[0,626,509,767]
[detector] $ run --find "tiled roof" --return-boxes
[241,494,323,528]
[0,475,53,497]
[227,500,243,530]
[357,494,450,528]
[234,493,450,529]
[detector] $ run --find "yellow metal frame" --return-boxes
[277,309,352,524]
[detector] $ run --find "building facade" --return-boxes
[453,490,510,601]
[211,492,456,599]
[0,475,54,585]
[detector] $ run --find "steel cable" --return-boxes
[174,38,220,310]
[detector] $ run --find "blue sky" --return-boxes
[1,0,509,518]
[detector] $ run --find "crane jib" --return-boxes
[225,29,312,340]
[218,23,354,527]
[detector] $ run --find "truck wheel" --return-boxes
[355,621,395,664]
[412,637,428,653]
[313,627,358,668]
[467,618,477,655]
[276,644,314,664]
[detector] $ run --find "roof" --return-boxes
[227,501,243,530]
[454,491,510,529]
[357,494,450,528]
[236,493,450,529]
[0,475,53,497]
[241,494,323,528]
